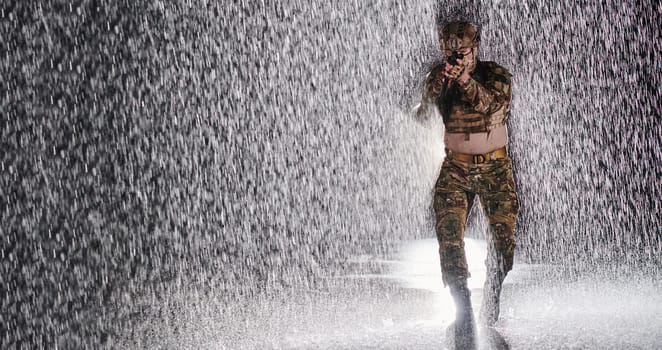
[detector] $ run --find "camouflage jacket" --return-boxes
[425,61,512,134]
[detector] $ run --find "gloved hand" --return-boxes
[441,62,465,82]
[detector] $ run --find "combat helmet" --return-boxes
[439,21,480,51]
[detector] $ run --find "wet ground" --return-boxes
[121,239,662,349]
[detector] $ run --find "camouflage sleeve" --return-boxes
[421,64,446,104]
[457,66,512,114]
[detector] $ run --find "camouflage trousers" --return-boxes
[433,151,519,287]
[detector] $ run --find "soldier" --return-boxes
[417,20,519,345]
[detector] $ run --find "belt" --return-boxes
[447,146,508,164]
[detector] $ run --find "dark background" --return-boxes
[1,0,660,348]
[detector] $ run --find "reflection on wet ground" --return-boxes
[119,238,662,349]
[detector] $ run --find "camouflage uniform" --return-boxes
[434,151,519,286]
[427,58,519,288]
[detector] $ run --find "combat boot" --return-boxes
[480,268,506,326]
[449,280,476,349]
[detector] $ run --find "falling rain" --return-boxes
[1,1,660,349]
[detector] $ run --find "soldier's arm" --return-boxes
[422,64,447,104]
[414,64,446,120]
[457,68,511,114]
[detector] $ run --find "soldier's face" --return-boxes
[444,47,472,58]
